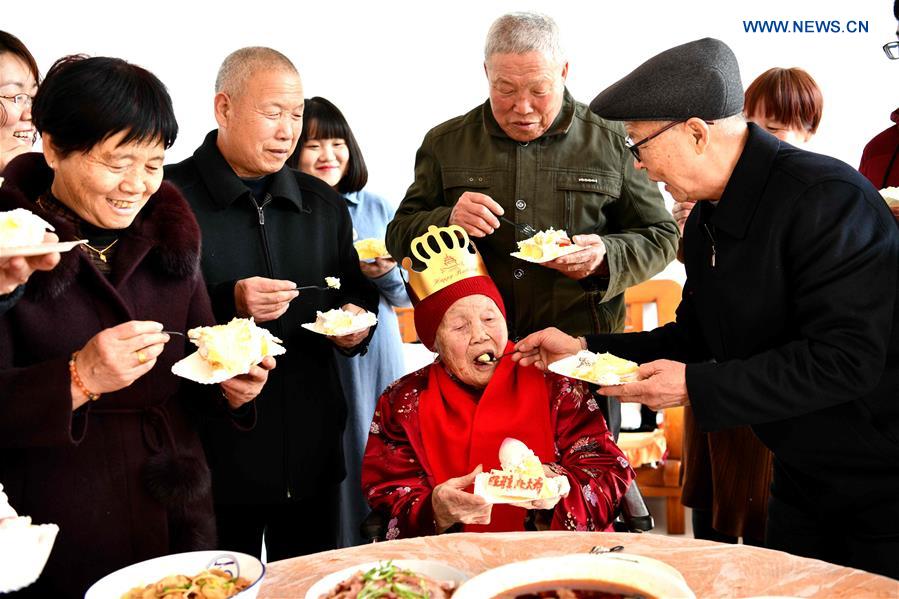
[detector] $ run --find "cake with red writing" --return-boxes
[474,438,570,504]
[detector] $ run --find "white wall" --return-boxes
[8,0,897,285]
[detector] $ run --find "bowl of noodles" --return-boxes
[85,550,264,599]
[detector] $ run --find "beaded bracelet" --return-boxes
[69,351,101,402]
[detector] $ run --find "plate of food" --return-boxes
[548,350,639,386]
[86,550,263,599]
[301,308,378,337]
[473,438,569,506]
[304,559,469,599]
[0,207,87,258]
[510,228,581,264]
[354,238,391,261]
[171,317,286,384]
[452,553,695,599]
[0,239,86,258]
[0,484,59,594]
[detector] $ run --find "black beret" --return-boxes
[589,37,743,122]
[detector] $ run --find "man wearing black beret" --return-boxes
[514,38,899,579]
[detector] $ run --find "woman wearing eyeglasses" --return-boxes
[0,31,37,173]
[0,31,59,316]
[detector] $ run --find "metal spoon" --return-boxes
[476,349,538,363]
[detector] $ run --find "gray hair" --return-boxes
[484,12,564,63]
[215,47,299,96]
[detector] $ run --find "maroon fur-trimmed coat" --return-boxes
[0,154,219,598]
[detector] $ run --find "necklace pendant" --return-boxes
[100,254,107,263]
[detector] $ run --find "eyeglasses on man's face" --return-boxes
[884,41,899,60]
[625,120,685,162]
[0,93,33,107]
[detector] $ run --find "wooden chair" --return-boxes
[393,306,419,343]
[621,279,686,534]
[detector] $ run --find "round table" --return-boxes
[259,531,898,598]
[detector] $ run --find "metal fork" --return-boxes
[499,216,537,238]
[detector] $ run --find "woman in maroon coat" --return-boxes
[0,56,272,598]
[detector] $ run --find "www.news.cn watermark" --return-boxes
[743,20,869,33]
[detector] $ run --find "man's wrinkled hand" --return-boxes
[512,327,583,370]
[331,303,370,349]
[220,355,276,409]
[449,192,503,238]
[543,234,606,280]
[234,277,299,323]
[596,359,689,410]
[672,201,696,233]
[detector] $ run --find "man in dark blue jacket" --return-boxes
[166,47,378,560]
[515,38,899,579]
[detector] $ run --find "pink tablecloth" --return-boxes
[259,531,899,598]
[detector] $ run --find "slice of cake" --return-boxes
[354,238,390,260]
[570,350,638,386]
[314,308,356,335]
[516,228,573,260]
[0,209,54,248]
[474,438,568,503]
[187,317,284,375]
[881,186,899,208]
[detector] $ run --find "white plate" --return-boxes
[86,550,265,599]
[171,342,287,385]
[453,553,695,599]
[548,351,638,386]
[0,523,59,593]
[304,559,470,599]
[473,472,570,505]
[0,239,86,258]
[510,243,582,264]
[301,310,378,337]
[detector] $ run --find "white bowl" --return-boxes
[304,559,470,599]
[0,522,59,593]
[453,553,695,599]
[85,550,265,599]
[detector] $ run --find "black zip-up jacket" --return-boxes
[589,124,899,518]
[166,130,379,504]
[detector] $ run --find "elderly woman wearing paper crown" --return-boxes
[361,225,634,535]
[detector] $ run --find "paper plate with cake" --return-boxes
[510,228,582,264]
[171,318,286,384]
[0,208,86,258]
[301,308,378,337]
[474,438,570,506]
[353,238,391,261]
[549,350,639,386]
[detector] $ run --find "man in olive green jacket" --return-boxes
[386,12,678,341]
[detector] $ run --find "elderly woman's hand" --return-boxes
[71,321,170,407]
[512,327,584,370]
[331,303,371,350]
[220,355,276,409]
[432,465,492,531]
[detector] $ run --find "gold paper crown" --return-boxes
[402,225,490,301]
